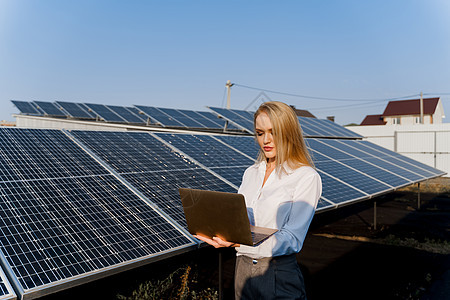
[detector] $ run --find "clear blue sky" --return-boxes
[1,0,449,125]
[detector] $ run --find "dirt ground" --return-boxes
[42,177,450,300]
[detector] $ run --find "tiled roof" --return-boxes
[291,107,316,118]
[382,97,440,117]
[360,114,386,126]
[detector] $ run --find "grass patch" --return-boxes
[383,235,450,254]
[117,265,218,300]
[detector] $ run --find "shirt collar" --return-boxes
[256,160,296,176]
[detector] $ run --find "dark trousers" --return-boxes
[234,254,306,300]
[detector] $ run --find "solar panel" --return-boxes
[212,135,259,160]
[207,107,363,138]
[153,133,255,187]
[353,140,445,176]
[157,107,206,128]
[298,117,362,139]
[0,265,15,300]
[55,101,94,119]
[307,139,410,189]
[207,107,254,133]
[134,105,185,127]
[11,100,41,115]
[83,103,127,122]
[0,128,194,299]
[127,107,149,123]
[32,101,67,117]
[323,139,438,182]
[195,111,240,130]
[105,105,145,123]
[177,110,223,129]
[68,131,237,227]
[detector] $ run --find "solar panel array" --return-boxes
[12,100,361,138]
[12,100,242,131]
[207,106,362,138]
[69,131,237,228]
[0,128,195,299]
[5,102,445,298]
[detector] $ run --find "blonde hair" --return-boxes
[254,101,314,171]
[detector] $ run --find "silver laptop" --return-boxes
[179,188,277,246]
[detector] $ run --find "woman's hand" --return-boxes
[194,235,240,248]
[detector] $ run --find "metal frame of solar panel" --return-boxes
[0,128,195,299]
[32,101,67,117]
[0,263,16,300]
[11,101,42,116]
[55,101,95,119]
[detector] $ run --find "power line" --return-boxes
[233,83,421,102]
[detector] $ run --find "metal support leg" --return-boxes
[219,250,223,300]
[373,201,377,230]
[418,182,421,210]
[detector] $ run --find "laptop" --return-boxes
[179,188,278,246]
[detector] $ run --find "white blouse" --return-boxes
[236,161,322,259]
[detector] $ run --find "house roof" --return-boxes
[382,97,440,117]
[290,106,316,118]
[360,114,386,126]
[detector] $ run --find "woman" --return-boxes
[195,101,322,299]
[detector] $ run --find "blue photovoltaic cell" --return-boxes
[0,128,109,182]
[69,131,236,227]
[317,170,366,204]
[319,119,362,138]
[212,135,260,160]
[208,107,254,132]
[157,108,206,128]
[0,128,193,298]
[0,175,191,293]
[134,106,185,127]
[178,110,223,129]
[154,133,254,168]
[299,117,362,138]
[83,103,126,122]
[56,101,94,119]
[311,150,390,195]
[327,140,429,182]
[122,169,237,228]
[354,141,445,176]
[307,139,409,188]
[195,111,239,130]
[33,101,67,117]
[230,109,254,122]
[11,100,41,115]
[106,105,145,123]
[70,131,198,174]
[127,107,148,122]
[154,133,254,186]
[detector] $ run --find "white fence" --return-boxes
[346,124,450,177]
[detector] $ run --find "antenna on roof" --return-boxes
[225,80,234,109]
